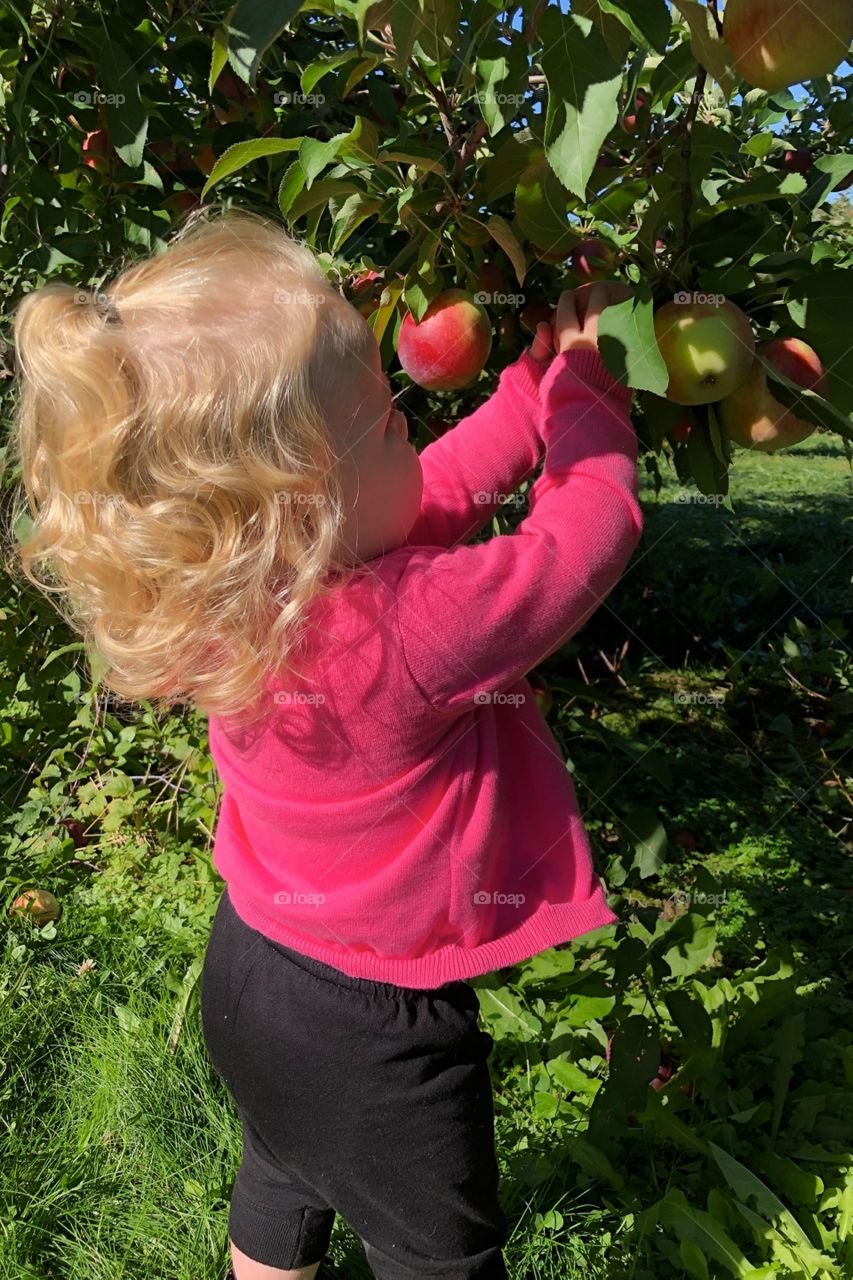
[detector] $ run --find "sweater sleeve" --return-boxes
[403,349,546,549]
[394,347,642,713]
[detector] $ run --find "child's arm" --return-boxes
[393,343,642,713]
[404,345,548,550]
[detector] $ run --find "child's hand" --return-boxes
[529,321,555,367]
[554,282,635,357]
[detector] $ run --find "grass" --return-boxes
[2,436,851,1279]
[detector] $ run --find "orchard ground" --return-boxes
[3,435,850,1280]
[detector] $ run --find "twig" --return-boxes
[707,0,723,37]
[680,67,707,277]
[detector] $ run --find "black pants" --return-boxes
[200,888,509,1278]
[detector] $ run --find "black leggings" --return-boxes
[200,888,509,1278]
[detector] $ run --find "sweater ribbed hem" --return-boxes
[223,884,619,990]
[507,349,547,402]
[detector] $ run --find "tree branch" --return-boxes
[680,67,708,275]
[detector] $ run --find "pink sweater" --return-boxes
[207,346,643,988]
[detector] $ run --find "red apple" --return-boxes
[193,144,217,176]
[672,827,697,850]
[82,128,111,171]
[165,191,201,217]
[622,90,649,133]
[518,301,555,336]
[397,290,493,391]
[720,337,825,451]
[654,298,756,405]
[10,888,61,927]
[476,262,507,298]
[723,0,853,94]
[834,168,853,192]
[571,237,616,283]
[63,820,88,848]
[778,148,813,174]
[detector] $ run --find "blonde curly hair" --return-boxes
[5,206,372,732]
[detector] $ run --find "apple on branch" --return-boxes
[653,297,756,406]
[719,337,826,451]
[397,290,493,391]
[723,0,853,94]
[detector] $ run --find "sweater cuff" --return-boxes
[502,348,547,402]
[540,348,634,407]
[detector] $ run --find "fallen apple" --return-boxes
[10,888,61,927]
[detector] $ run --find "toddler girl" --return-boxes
[9,208,642,1280]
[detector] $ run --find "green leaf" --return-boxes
[391,0,424,72]
[662,913,718,978]
[278,159,307,218]
[226,0,304,86]
[761,354,853,442]
[99,41,148,169]
[621,807,668,879]
[301,134,348,187]
[484,215,526,286]
[514,157,576,256]
[687,423,729,497]
[340,56,385,99]
[201,137,302,197]
[415,0,459,65]
[368,278,404,346]
[481,129,539,201]
[288,177,362,220]
[679,1239,709,1280]
[708,1143,818,1255]
[476,38,529,134]
[539,8,622,200]
[301,50,363,95]
[598,0,670,53]
[330,193,382,251]
[597,293,668,395]
[478,986,543,1040]
[654,1188,757,1277]
[378,143,446,175]
[209,26,230,97]
[671,0,737,98]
